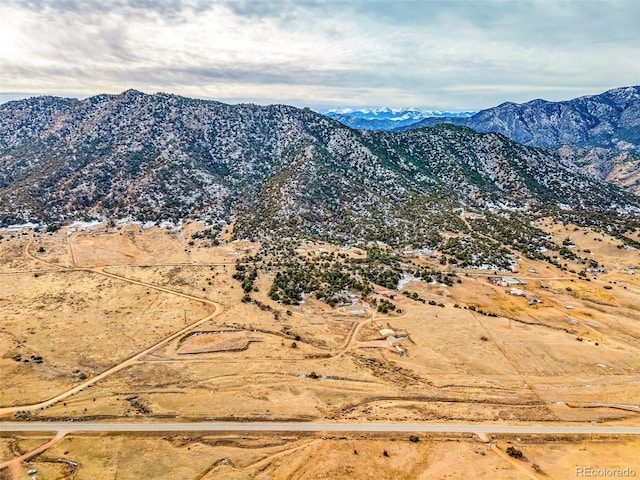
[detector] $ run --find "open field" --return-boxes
[1,219,639,477]
[0,269,212,406]
[1,431,639,480]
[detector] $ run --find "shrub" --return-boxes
[506,446,523,458]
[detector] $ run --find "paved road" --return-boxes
[2,422,639,435]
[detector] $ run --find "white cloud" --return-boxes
[1,0,639,109]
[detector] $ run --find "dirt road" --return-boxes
[0,236,225,417]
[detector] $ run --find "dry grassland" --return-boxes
[1,219,639,478]
[2,432,639,480]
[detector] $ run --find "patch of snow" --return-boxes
[2,222,42,231]
[397,273,420,289]
[69,220,103,230]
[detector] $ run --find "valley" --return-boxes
[1,217,639,478]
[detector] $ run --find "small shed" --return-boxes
[497,277,525,287]
[387,336,402,345]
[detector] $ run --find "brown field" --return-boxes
[1,219,639,478]
[1,432,639,480]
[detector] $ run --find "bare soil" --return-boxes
[2,432,638,480]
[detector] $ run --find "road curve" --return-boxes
[2,422,640,435]
[0,431,66,471]
[0,309,220,417]
[0,235,227,417]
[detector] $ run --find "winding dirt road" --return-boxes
[0,236,225,418]
[0,431,66,474]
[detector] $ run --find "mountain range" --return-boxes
[321,87,640,195]
[399,86,640,149]
[319,108,474,130]
[0,90,638,247]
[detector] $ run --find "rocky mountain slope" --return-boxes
[401,86,640,150]
[395,86,640,195]
[557,147,640,195]
[0,91,637,246]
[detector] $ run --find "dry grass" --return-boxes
[2,432,638,480]
[1,220,639,477]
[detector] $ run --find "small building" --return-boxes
[387,335,404,345]
[379,328,395,338]
[507,288,526,297]
[496,277,525,287]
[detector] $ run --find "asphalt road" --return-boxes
[1,422,640,435]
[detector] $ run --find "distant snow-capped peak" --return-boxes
[317,107,476,130]
[319,107,475,121]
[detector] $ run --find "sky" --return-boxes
[1,0,639,110]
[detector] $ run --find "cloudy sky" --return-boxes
[1,0,638,110]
